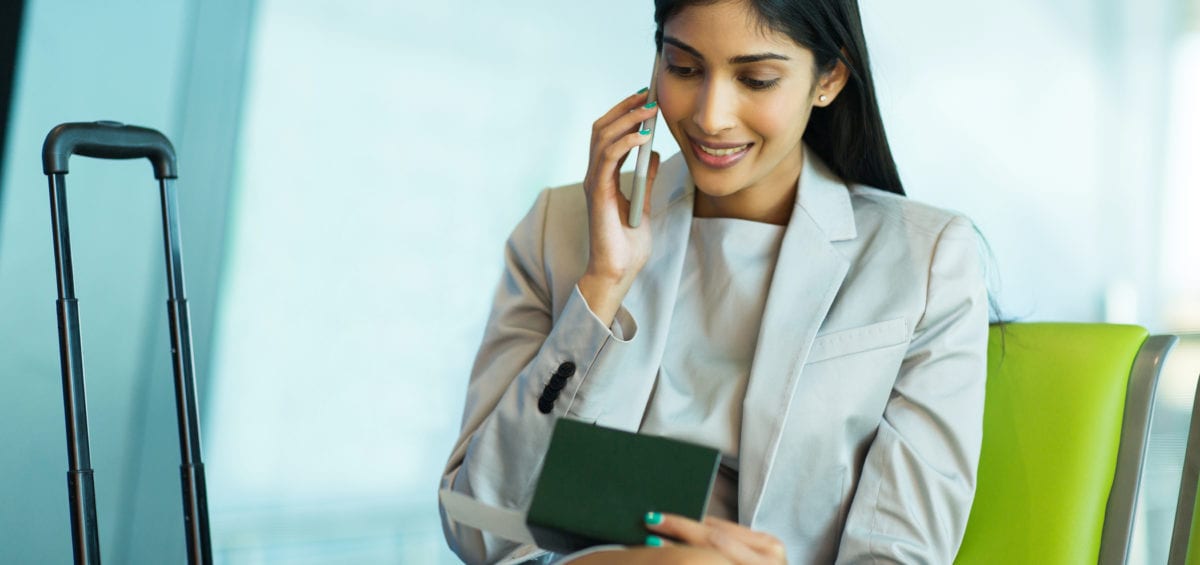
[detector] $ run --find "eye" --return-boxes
[740,76,781,91]
[666,64,700,78]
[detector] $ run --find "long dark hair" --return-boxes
[654,0,904,195]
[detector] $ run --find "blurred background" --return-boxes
[0,0,1196,563]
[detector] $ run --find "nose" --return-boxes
[692,78,737,137]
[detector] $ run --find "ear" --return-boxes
[813,53,851,108]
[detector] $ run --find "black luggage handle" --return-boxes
[42,121,178,179]
[44,121,209,565]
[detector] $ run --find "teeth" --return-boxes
[699,143,749,157]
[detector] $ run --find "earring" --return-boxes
[819,95,829,103]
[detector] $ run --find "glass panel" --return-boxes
[206,1,656,562]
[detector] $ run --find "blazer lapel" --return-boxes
[739,148,856,525]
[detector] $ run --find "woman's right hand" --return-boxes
[578,89,661,325]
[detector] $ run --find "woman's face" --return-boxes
[658,0,831,202]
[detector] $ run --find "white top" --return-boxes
[640,216,786,520]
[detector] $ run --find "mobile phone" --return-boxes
[629,53,661,228]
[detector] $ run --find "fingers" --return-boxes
[590,91,657,171]
[646,514,760,564]
[596,130,654,187]
[645,513,712,547]
[595,103,657,154]
[586,89,659,205]
[646,513,787,564]
[593,88,653,135]
[593,115,656,184]
[643,534,675,548]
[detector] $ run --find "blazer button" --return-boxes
[537,396,555,414]
[546,374,568,392]
[554,362,576,379]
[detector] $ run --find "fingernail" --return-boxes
[645,535,663,547]
[644,511,663,525]
[639,129,652,135]
[643,101,658,109]
[637,87,649,94]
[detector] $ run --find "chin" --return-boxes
[693,181,745,199]
[687,164,751,198]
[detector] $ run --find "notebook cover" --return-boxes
[525,418,721,554]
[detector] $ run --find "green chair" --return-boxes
[956,323,1177,564]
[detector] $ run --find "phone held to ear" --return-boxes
[629,53,660,228]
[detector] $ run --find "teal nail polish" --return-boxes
[643,101,658,109]
[639,129,652,135]
[646,535,663,547]
[645,511,663,525]
[637,87,649,94]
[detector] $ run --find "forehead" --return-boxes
[662,0,807,59]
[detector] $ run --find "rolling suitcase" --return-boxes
[42,121,213,565]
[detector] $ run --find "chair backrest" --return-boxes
[956,323,1173,564]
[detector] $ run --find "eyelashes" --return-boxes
[740,77,780,90]
[665,64,782,91]
[665,64,700,78]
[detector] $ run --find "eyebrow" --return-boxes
[662,36,791,64]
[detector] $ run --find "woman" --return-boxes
[440,0,988,563]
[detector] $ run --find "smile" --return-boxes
[689,138,753,169]
[698,143,749,156]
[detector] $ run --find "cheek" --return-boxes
[656,83,694,149]
[747,94,808,144]
[655,82,689,123]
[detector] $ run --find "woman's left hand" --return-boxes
[644,512,787,564]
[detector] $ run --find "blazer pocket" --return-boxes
[806,318,908,364]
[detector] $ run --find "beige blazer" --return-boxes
[440,147,989,564]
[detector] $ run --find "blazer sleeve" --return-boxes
[835,215,989,564]
[439,189,639,565]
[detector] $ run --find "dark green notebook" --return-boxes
[525,418,721,554]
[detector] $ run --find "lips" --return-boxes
[689,137,753,169]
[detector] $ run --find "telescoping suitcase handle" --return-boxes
[43,120,177,179]
[43,121,210,565]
